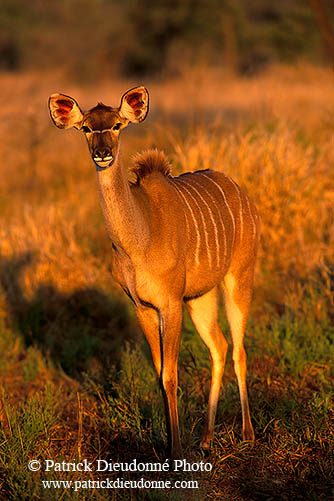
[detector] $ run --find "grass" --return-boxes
[0,64,333,499]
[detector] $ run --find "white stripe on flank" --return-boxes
[192,180,228,264]
[169,179,200,265]
[196,172,236,252]
[183,204,191,239]
[226,176,244,244]
[190,178,228,265]
[175,178,212,267]
[169,181,191,239]
[245,195,256,241]
[180,177,222,268]
[176,178,213,268]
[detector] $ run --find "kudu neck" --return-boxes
[96,149,149,256]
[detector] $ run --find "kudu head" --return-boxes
[48,86,149,170]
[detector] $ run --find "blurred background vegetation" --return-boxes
[0,0,333,79]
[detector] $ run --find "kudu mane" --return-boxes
[130,149,172,183]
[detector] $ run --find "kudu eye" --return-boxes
[81,125,92,133]
[113,122,122,131]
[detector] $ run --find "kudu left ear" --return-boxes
[119,86,149,123]
[48,93,83,129]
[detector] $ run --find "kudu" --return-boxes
[48,86,260,459]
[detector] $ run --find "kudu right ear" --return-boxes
[48,94,83,129]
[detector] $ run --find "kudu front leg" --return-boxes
[160,302,182,459]
[160,302,183,459]
[136,301,183,459]
[136,307,162,376]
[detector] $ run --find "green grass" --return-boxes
[0,289,332,500]
[0,383,60,500]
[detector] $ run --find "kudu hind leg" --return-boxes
[186,288,228,449]
[223,272,255,442]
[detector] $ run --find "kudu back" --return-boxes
[48,86,260,458]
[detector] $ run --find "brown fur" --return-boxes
[131,149,172,183]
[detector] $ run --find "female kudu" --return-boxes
[48,86,260,459]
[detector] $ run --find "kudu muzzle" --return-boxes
[89,131,116,170]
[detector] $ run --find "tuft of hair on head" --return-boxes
[131,149,172,183]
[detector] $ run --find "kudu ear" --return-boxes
[48,93,83,129]
[119,86,149,123]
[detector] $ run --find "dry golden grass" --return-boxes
[0,64,333,304]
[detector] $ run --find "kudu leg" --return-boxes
[136,307,162,376]
[223,272,255,442]
[186,287,228,449]
[160,302,183,459]
[136,302,183,458]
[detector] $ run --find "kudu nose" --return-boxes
[94,148,112,160]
